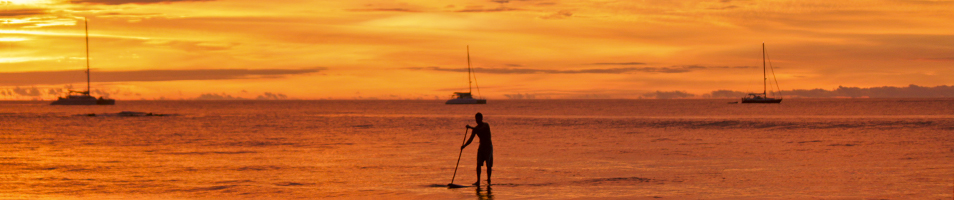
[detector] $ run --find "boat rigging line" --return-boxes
[766,46,783,98]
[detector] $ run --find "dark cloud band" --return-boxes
[70,0,211,5]
[590,62,646,65]
[410,65,750,74]
[0,9,47,17]
[0,68,324,85]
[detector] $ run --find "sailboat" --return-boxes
[741,43,782,104]
[445,46,487,104]
[51,18,115,105]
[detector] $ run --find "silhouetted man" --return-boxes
[461,112,492,186]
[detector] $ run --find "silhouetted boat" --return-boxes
[741,43,782,104]
[52,18,114,105]
[51,91,115,105]
[446,46,486,104]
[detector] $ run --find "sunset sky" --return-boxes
[2,0,952,100]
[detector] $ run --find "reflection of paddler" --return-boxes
[475,185,493,200]
[461,112,493,186]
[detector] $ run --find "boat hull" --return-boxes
[740,98,782,103]
[97,99,116,105]
[445,99,487,104]
[51,96,115,105]
[51,99,96,105]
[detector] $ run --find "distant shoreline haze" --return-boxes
[3,84,954,100]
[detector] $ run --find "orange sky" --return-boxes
[2,0,953,100]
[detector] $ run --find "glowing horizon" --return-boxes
[2,0,953,100]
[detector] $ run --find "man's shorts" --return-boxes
[477,147,493,166]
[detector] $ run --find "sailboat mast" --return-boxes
[762,43,766,96]
[85,17,91,96]
[467,45,472,94]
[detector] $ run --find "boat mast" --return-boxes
[467,45,472,94]
[762,43,766,97]
[85,17,91,96]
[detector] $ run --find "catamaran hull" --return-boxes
[97,99,115,105]
[51,97,115,105]
[51,99,96,105]
[445,99,487,104]
[740,98,782,103]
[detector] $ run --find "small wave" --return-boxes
[225,141,297,147]
[276,182,307,186]
[576,177,655,185]
[174,185,237,192]
[236,165,283,171]
[163,151,258,155]
[490,182,553,187]
[215,180,253,184]
[74,111,180,117]
[828,143,858,147]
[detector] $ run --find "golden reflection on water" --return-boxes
[2,100,953,199]
[475,186,493,200]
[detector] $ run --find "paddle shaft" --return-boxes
[450,128,469,184]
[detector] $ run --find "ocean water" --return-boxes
[1,99,952,199]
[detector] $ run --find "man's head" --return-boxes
[475,112,483,123]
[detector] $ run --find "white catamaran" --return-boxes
[51,18,115,105]
[445,46,486,104]
[741,43,782,104]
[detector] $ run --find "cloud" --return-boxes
[410,65,749,74]
[456,7,521,12]
[783,85,954,98]
[540,10,573,19]
[0,68,324,85]
[194,92,290,100]
[347,8,421,12]
[410,66,645,74]
[194,92,244,100]
[0,9,47,17]
[0,84,142,98]
[705,84,954,98]
[565,93,613,99]
[704,89,748,98]
[11,87,43,97]
[256,92,288,100]
[69,0,212,5]
[590,62,647,65]
[923,57,954,61]
[47,88,63,95]
[642,90,695,99]
[503,93,536,99]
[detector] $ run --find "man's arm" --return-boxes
[461,126,477,149]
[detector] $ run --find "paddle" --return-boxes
[448,128,469,188]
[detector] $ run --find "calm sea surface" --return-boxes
[1,99,952,199]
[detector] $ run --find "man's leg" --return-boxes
[486,155,493,185]
[474,156,483,186]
